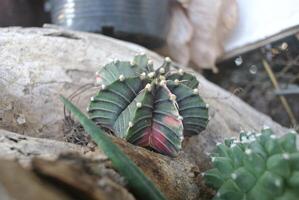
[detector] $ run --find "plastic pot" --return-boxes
[50,0,171,48]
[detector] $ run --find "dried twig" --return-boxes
[262,59,297,127]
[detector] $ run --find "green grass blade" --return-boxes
[60,96,167,200]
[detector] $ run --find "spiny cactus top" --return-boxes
[87,54,209,157]
[203,127,299,200]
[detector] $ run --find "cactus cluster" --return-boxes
[204,127,299,200]
[87,54,209,157]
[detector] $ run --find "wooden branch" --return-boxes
[0,129,200,200]
[0,27,290,199]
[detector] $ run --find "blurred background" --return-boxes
[0,0,49,27]
[0,0,298,129]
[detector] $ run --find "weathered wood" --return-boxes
[0,156,135,200]
[0,129,199,200]
[0,159,72,200]
[0,129,104,166]
[0,27,289,199]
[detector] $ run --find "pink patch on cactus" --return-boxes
[163,115,182,127]
[96,75,102,84]
[136,123,175,156]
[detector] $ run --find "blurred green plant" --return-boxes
[204,127,299,200]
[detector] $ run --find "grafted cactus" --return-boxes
[88,54,209,157]
[204,127,299,200]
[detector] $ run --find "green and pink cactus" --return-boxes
[87,54,209,157]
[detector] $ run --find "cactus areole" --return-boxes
[88,55,209,157]
[204,127,299,200]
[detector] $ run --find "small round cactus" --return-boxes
[203,127,299,200]
[88,54,209,157]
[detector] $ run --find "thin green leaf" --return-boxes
[60,96,167,200]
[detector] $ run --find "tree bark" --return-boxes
[0,27,289,199]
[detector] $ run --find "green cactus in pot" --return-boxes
[87,54,209,157]
[203,127,299,200]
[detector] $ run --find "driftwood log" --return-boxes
[0,27,289,200]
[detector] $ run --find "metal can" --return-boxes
[49,0,171,48]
